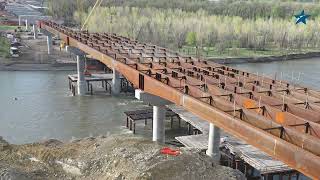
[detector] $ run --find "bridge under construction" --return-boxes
[38,21,320,179]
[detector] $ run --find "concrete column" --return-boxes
[206,123,221,161]
[153,105,166,143]
[135,89,172,143]
[33,24,38,39]
[47,35,52,55]
[111,68,121,95]
[77,55,87,96]
[65,45,69,52]
[25,19,28,31]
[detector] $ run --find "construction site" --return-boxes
[1,0,320,180]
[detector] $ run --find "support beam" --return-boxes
[77,55,87,96]
[206,123,221,161]
[33,24,38,39]
[47,35,52,55]
[111,68,121,95]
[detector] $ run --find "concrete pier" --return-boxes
[77,55,87,95]
[206,123,221,161]
[153,105,166,143]
[135,89,172,143]
[111,68,121,95]
[47,35,52,55]
[33,24,38,39]
[25,19,28,31]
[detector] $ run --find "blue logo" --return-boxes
[295,10,310,25]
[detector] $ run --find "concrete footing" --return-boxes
[206,123,221,161]
[77,55,86,96]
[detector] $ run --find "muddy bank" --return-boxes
[209,51,320,64]
[0,62,76,71]
[0,135,244,180]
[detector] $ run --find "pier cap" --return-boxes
[135,89,172,106]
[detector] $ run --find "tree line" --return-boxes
[46,0,320,22]
[103,0,320,19]
[80,7,320,54]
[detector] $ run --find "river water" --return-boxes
[0,71,147,144]
[230,57,320,90]
[1,58,320,144]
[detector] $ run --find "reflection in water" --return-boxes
[0,71,146,144]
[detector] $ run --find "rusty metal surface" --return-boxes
[39,21,320,179]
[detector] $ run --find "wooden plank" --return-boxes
[225,136,292,174]
[175,134,208,150]
[168,104,210,133]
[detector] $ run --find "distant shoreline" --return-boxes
[209,51,320,64]
[0,62,76,71]
[1,51,320,71]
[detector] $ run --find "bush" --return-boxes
[0,36,10,58]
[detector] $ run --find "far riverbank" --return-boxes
[209,51,320,64]
[0,62,76,71]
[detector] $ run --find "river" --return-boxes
[230,57,320,90]
[0,71,147,144]
[1,58,320,144]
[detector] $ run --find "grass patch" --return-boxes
[179,46,320,58]
[0,36,10,58]
[0,25,19,31]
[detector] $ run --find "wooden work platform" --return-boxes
[169,104,292,175]
[124,108,180,134]
[175,134,209,150]
[68,73,124,82]
[67,73,132,96]
[168,105,210,133]
[224,136,292,174]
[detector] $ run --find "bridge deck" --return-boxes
[39,21,320,178]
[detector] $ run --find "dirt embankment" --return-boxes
[0,135,244,180]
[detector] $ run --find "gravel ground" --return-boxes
[0,135,245,180]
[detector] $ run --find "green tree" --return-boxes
[186,32,197,46]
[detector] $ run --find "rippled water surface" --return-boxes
[230,57,320,90]
[0,71,146,144]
